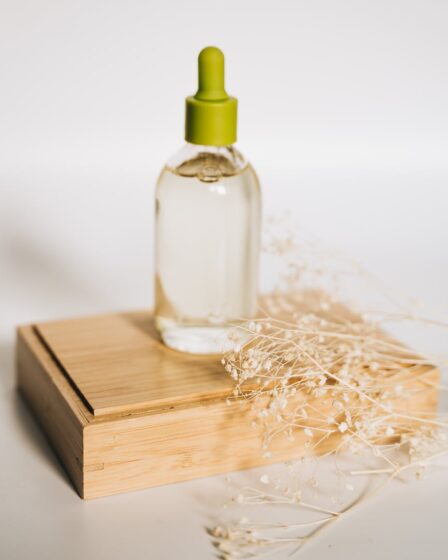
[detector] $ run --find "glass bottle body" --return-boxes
[154,143,261,354]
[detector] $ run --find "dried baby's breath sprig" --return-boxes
[210,219,448,559]
[224,291,444,456]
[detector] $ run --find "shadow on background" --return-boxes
[2,234,108,313]
[0,341,69,484]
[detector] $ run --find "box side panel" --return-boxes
[84,399,330,499]
[84,366,439,499]
[395,366,440,416]
[17,326,88,498]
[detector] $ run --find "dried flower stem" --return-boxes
[210,221,447,559]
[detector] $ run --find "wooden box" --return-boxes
[17,310,439,499]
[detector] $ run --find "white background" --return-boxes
[1,1,447,559]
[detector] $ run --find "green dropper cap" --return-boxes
[185,46,237,146]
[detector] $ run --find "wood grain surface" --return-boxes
[17,308,440,499]
[35,312,232,417]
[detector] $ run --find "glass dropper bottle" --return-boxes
[154,46,261,354]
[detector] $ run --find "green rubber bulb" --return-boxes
[185,46,237,146]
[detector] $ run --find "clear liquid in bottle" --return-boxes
[154,144,261,354]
